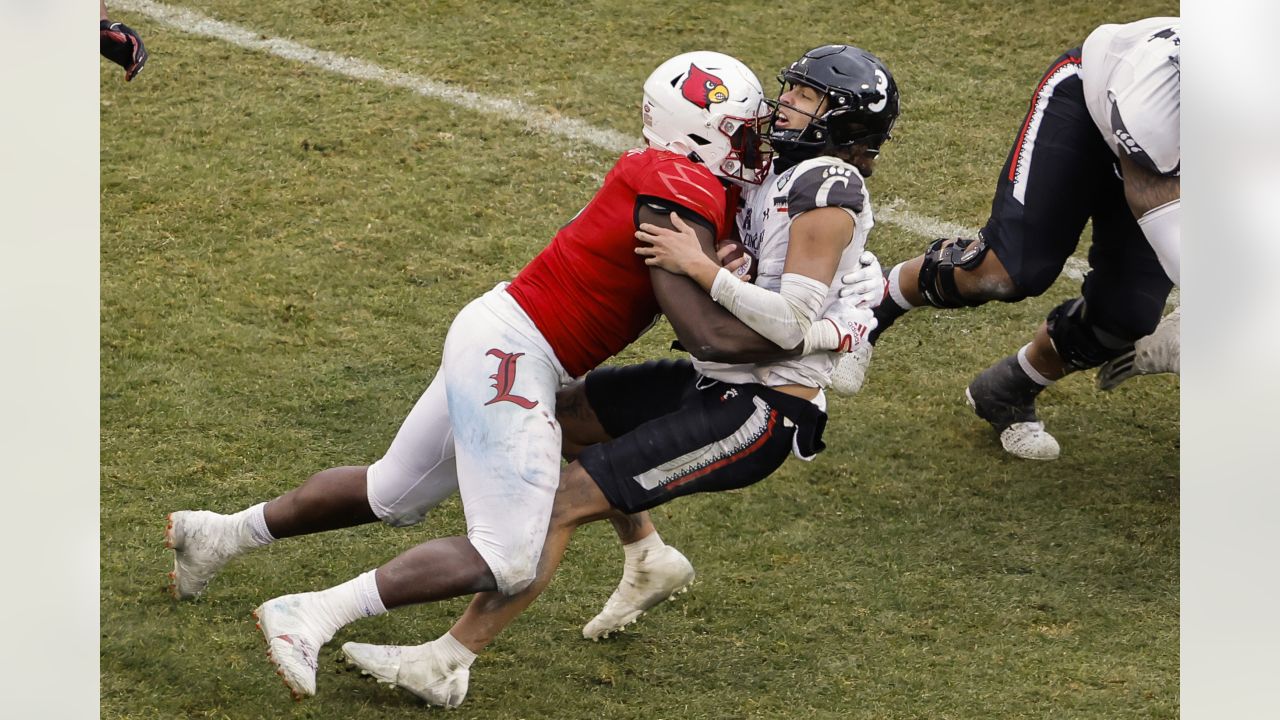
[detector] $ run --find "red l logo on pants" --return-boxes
[484,349,538,409]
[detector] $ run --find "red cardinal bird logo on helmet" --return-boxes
[681,64,729,109]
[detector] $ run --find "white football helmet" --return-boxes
[641,51,772,185]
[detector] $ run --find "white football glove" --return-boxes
[836,250,886,309]
[1097,306,1180,390]
[817,295,878,353]
[824,297,878,395]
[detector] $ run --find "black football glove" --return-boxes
[100,19,148,81]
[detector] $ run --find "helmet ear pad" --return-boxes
[825,104,867,146]
[825,104,893,153]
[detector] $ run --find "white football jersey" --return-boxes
[1081,17,1180,175]
[693,156,874,388]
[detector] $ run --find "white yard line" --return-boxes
[114,0,637,153]
[120,0,1165,296]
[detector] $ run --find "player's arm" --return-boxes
[1118,152,1180,285]
[685,206,850,349]
[637,200,801,363]
[639,208,869,360]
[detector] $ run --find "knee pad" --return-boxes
[369,492,428,528]
[475,540,540,596]
[1046,298,1133,371]
[376,508,427,528]
[366,458,443,528]
[918,237,994,308]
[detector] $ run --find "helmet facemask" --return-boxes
[688,111,773,185]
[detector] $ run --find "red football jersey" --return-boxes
[507,148,732,377]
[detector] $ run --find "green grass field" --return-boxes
[101,1,1179,718]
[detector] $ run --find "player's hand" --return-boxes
[715,241,753,281]
[836,250,886,309]
[101,20,149,81]
[635,213,718,278]
[1095,350,1141,391]
[818,295,878,353]
[1097,306,1180,390]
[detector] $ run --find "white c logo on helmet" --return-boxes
[867,69,889,113]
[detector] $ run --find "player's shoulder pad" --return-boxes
[786,157,866,218]
[639,150,726,218]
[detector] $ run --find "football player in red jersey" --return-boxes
[336,44,899,707]
[163,51,869,699]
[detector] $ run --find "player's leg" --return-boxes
[958,51,1119,459]
[545,377,689,611]
[1065,179,1175,380]
[341,461,619,707]
[565,361,705,638]
[968,147,1173,459]
[165,371,460,600]
[580,375,826,638]
[557,377,665,543]
[253,288,568,698]
[168,358,641,601]
[871,52,1091,339]
[341,377,824,704]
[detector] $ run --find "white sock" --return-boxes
[234,502,275,547]
[622,531,664,569]
[1017,344,1055,387]
[886,264,916,310]
[437,631,478,669]
[308,570,388,641]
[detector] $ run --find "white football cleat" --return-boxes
[254,594,332,700]
[829,343,873,396]
[583,544,695,641]
[165,510,252,600]
[342,640,470,708]
[996,421,1061,461]
[966,356,1061,461]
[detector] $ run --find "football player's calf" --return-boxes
[870,236,1020,344]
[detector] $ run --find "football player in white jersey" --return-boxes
[335,44,898,707]
[840,17,1180,459]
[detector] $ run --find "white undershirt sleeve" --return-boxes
[1137,198,1179,285]
[709,269,829,349]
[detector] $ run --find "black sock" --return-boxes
[870,300,910,344]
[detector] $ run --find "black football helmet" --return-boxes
[769,44,900,166]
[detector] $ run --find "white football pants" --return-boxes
[366,283,571,595]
